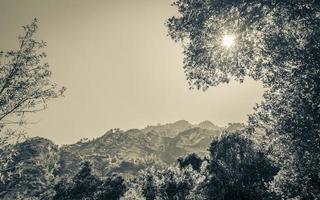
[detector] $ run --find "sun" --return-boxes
[222,34,235,48]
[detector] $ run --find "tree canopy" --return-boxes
[0,18,65,128]
[167,0,320,89]
[168,0,320,199]
[205,132,278,199]
[53,161,127,200]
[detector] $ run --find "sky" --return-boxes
[0,0,264,144]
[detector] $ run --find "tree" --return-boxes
[250,63,320,199]
[0,137,60,200]
[202,132,278,200]
[0,18,65,143]
[94,174,127,200]
[177,153,203,172]
[141,173,157,200]
[137,166,204,200]
[167,1,320,198]
[53,161,127,200]
[0,19,66,199]
[167,0,319,90]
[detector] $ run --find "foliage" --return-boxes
[0,128,25,147]
[0,19,65,183]
[136,166,204,200]
[52,161,127,200]
[202,132,278,199]
[167,0,320,90]
[131,132,278,200]
[0,19,65,199]
[0,137,60,200]
[167,0,320,198]
[0,18,65,142]
[250,63,320,198]
[177,153,203,171]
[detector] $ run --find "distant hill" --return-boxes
[0,120,245,198]
[141,120,194,137]
[62,120,222,167]
[57,120,245,178]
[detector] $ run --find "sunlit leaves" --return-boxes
[167,1,320,198]
[167,0,320,89]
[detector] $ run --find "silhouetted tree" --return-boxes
[0,137,60,199]
[177,153,203,171]
[167,1,320,198]
[138,166,203,200]
[53,161,126,200]
[94,174,127,200]
[203,132,278,200]
[0,18,65,144]
[0,21,65,199]
[250,64,320,198]
[141,174,157,200]
[167,0,319,90]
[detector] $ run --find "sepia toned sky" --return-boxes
[0,0,264,144]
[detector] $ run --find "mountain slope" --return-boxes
[0,120,245,198]
[59,120,228,175]
[0,120,243,183]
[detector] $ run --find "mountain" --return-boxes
[0,121,245,198]
[142,120,193,137]
[60,128,156,177]
[59,120,241,176]
[59,125,217,177]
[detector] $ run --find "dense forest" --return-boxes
[1,0,320,199]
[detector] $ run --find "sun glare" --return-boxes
[222,34,235,48]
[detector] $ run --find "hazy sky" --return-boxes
[0,0,264,144]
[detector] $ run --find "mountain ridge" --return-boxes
[1,121,245,186]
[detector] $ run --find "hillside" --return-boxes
[0,120,244,188]
[0,121,245,198]
[59,120,245,178]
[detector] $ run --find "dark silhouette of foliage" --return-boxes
[250,62,320,198]
[53,161,126,200]
[94,175,127,200]
[204,132,278,200]
[0,137,59,199]
[139,166,202,200]
[177,153,203,171]
[167,0,320,90]
[141,174,157,200]
[53,161,101,200]
[0,18,65,159]
[167,1,320,198]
